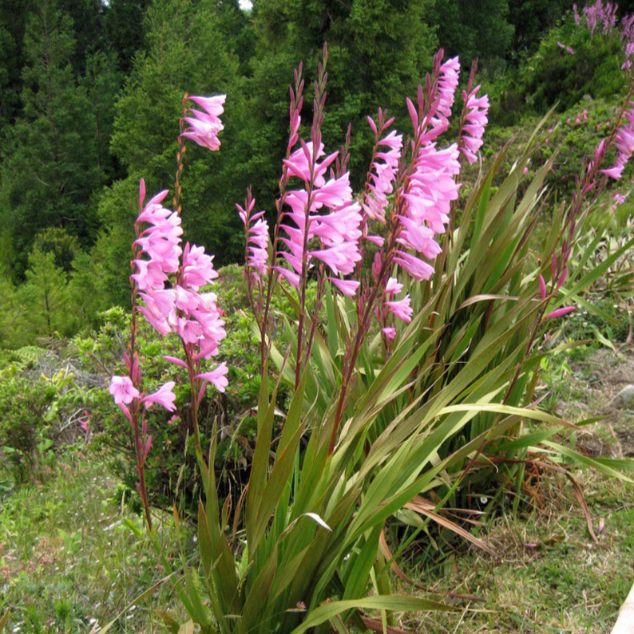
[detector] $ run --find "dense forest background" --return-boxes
[1,0,632,346]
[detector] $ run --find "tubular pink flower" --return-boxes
[393,251,435,281]
[460,86,490,165]
[132,260,168,292]
[279,147,363,285]
[544,306,576,320]
[538,274,547,301]
[137,190,171,224]
[109,376,140,405]
[198,363,229,393]
[385,295,413,323]
[143,381,177,412]
[181,94,226,151]
[237,197,269,278]
[385,277,403,295]
[382,327,397,341]
[329,278,360,296]
[363,129,403,223]
[182,243,218,291]
[187,95,226,117]
[437,56,461,117]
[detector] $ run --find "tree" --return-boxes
[104,0,151,73]
[431,0,515,67]
[0,0,28,136]
[0,0,105,279]
[19,249,72,339]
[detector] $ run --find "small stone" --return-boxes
[611,385,634,410]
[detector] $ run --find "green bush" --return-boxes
[0,377,56,483]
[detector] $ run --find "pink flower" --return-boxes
[329,278,360,296]
[538,274,547,301]
[385,277,403,295]
[363,128,403,223]
[385,295,413,323]
[601,103,634,181]
[237,196,269,278]
[181,243,217,291]
[612,192,626,210]
[460,86,490,164]
[544,306,576,320]
[109,376,140,405]
[382,327,397,340]
[436,56,461,122]
[181,94,226,151]
[143,381,177,412]
[198,363,229,393]
[394,251,435,281]
[279,145,363,282]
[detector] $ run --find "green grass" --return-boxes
[410,471,634,633]
[0,450,187,633]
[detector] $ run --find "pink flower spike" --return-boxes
[544,306,576,320]
[109,376,140,405]
[198,363,229,393]
[163,355,188,369]
[143,381,177,412]
[538,274,547,301]
[598,517,605,534]
[329,278,360,297]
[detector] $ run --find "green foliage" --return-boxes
[432,0,515,67]
[0,455,183,630]
[0,0,106,279]
[0,377,55,483]
[515,14,627,115]
[19,249,73,340]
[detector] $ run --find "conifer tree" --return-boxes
[0,0,105,279]
[19,249,72,339]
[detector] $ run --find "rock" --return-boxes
[611,385,634,410]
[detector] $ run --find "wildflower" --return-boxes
[544,306,576,320]
[329,278,360,296]
[612,192,626,209]
[198,363,229,393]
[238,194,269,278]
[601,103,634,180]
[279,147,363,287]
[363,128,403,223]
[143,381,177,412]
[385,295,413,323]
[460,85,490,164]
[181,94,226,151]
[382,327,397,340]
[436,56,461,122]
[109,376,140,405]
